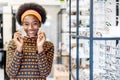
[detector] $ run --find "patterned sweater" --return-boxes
[6,37,54,80]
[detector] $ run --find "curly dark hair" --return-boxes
[16,2,47,25]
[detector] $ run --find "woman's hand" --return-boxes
[13,31,23,52]
[37,32,46,53]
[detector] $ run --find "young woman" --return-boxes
[6,3,54,80]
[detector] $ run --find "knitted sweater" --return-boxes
[6,37,54,80]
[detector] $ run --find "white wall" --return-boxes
[3,6,12,50]
[42,5,61,53]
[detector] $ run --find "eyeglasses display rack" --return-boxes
[56,0,120,80]
[93,0,120,80]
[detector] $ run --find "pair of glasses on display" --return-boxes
[105,22,111,27]
[100,67,118,80]
[116,59,120,66]
[95,32,102,37]
[94,64,117,80]
[99,57,115,68]
[99,43,104,49]
[99,43,118,52]
[105,60,115,67]
[104,1,112,6]
[98,58,105,65]
[105,45,111,52]
[106,56,116,64]
[116,49,120,57]
[105,8,112,13]
[94,72,116,80]
[56,65,69,72]
[99,51,105,57]
[101,73,117,80]
[79,31,89,37]
[116,66,120,74]
[79,10,90,16]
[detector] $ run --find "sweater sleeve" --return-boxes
[36,41,54,78]
[6,40,23,78]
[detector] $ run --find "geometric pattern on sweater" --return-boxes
[6,37,54,80]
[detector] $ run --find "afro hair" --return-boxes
[16,2,47,25]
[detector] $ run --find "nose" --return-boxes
[28,24,33,30]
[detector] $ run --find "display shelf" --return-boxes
[58,0,120,80]
[54,64,69,80]
[66,0,90,80]
[64,0,120,80]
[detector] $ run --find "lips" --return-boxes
[29,31,34,34]
[28,31,36,37]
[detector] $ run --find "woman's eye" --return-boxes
[25,23,29,26]
[32,22,39,25]
[23,23,29,26]
[22,21,39,26]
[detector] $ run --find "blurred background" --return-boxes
[1,0,120,80]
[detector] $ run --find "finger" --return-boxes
[14,32,18,38]
[17,31,22,34]
[37,31,45,35]
[13,37,17,42]
[14,32,20,37]
[43,33,46,40]
[15,31,22,35]
[17,32,22,37]
[14,35,22,42]
[40,34,46,41]
[37,32,42,39]
[37,33,42,41]
[14,33,19,40]
[41,34,45,40]
[15,32,23,39]
[19,38,23,43]
[39,32,46,39]
[37,34,45,43]
[37,32,42,37]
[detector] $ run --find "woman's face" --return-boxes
[22,15,41,37]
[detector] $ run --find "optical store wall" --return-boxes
[0,0,120,80]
